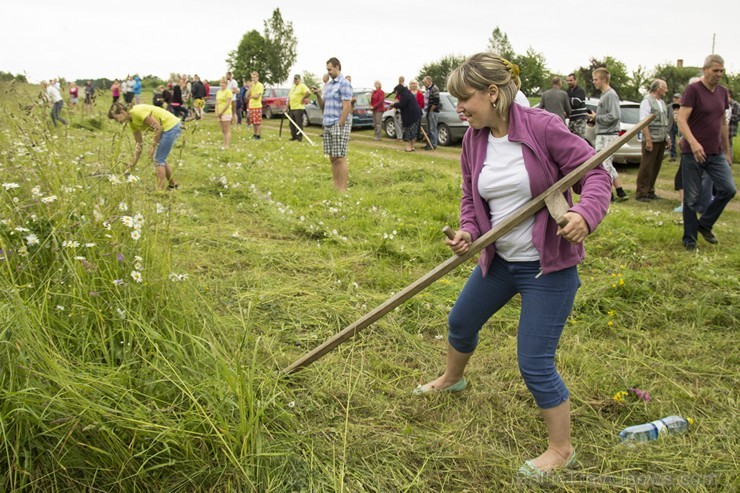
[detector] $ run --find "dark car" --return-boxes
[382,92,469,146]
[203,86,219,113]
[301,89,375,130]
[262,87,289,119]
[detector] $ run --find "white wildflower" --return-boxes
[2,183,20,190]
[126,174,140,183]
[31,186,43,197]
[118,202,128,212]
[25,234,39,246]
[156,203,165,214]
[56,305,65,311]
[121,216,134,227]
[41,195,58,204]
[85,243,96,248]
[133,213,144,227]
[113,279,125,285]
[131,230,141,241]
[17,246,28,257]
[130,271,142,283]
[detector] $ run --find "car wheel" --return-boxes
[383,117,396,139]
[438,124,451,146]
[302,112,310,127]
[265,106,273,120]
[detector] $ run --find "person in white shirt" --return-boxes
[635,79,670,201]
[226,71,239,127]
[42,80,67,127]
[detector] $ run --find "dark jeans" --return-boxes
[681,153,737,245]
[236,98,244,124]
[447,257,580,409]
[669,123,679,159]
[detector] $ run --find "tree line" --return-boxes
[417,27,740,101]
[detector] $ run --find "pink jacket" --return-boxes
[459,103,612,276]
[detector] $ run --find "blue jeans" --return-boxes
[448,256,580,409]
[154,123,182,165]
[669,123,679,159]
[681,153,737,245]
[426,111,439,148]
[51,100,67,127]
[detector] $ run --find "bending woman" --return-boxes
[108,102,182,190]
[413,52,611,476]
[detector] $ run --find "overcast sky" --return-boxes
[3,0,737,91]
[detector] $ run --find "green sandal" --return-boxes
[412,378,467,395]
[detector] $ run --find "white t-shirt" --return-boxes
[46,85,63,103]
[515,91,530,107]
[227,78,239,101]
[639,97,665,119]
[477,133,539,261]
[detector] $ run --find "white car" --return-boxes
[583,98,642,164]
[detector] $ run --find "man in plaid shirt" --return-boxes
[313,57,353,192]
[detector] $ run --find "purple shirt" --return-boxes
[459,103,612,276]
[680,81,728,155]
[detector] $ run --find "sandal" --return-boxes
[518,450,577,478]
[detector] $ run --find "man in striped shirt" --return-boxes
[566,73,588,139]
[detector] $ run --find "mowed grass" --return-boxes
[1,82,738,492]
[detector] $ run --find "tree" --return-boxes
[652,63,702,98]
[416,54,467,91]
[513,47,549,96]
[227,30,269,83]
[262,8,297,85]
[575,56,631,99]
[487,26,515,60]
[301,71,320,90]
[228,9,297,86]
[624,65,650,102]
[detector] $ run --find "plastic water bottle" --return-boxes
[619,416,692,442]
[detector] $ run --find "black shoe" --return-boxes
[684,241,697,251]
[423,145,432,150]
[252,135,261,140]
[698,226,718,244]
[636,196,650,202]
[647,193,660,200]
[616,194,629,202]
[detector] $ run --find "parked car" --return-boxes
[301,89,376,130]
[382,92,469,146]
[203,86,219,113]
[262,87,289,119]
[583,98,642,164]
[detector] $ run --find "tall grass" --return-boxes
[1,81,738,492]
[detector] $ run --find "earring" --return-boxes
[492,101,497,108]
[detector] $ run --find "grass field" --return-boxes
[1,83,738,492]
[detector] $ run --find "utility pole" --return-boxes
[712,33,716,53]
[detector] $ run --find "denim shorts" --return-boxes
[154,122,182,166]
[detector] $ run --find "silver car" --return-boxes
[382,92,469,146]
[583,98,642,164]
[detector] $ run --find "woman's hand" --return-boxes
[557,212,589,244]
[445,229,472,255]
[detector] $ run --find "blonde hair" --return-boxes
[447,52,521,120]
[592,67,610,83]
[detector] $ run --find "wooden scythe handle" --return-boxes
[282,115,654,375]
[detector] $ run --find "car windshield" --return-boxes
[620,105,640,124]
[274,88,289,97]
[354,92,371,107]
[441,94,458,111]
